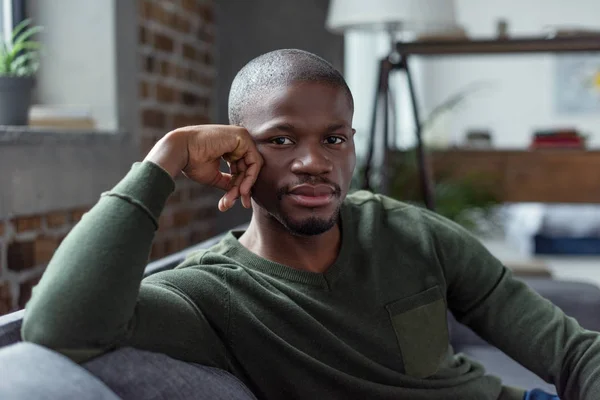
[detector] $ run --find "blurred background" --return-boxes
[1,0,600,316]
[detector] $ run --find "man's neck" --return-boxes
[238,213,341,274]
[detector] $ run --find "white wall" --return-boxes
[345,32,426,158]
[27,0,118,130]
[421,0,600,148]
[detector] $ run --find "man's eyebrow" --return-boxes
[326,123,348,132]
[263,122,295,133]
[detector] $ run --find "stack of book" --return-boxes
[28,105,96,130]
[530,129,586,149]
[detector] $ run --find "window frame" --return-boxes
[2,0,26,38]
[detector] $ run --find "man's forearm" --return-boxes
[22,161,175,360]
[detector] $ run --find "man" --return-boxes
[22,49,600,400]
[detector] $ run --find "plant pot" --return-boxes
[0,76,35,125]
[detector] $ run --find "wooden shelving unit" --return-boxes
[396,35,600,56]
[377,35,600,206]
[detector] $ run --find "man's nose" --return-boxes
[290,144,333,176]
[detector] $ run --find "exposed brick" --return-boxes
[182,44,196,61]
[150,240,166,260]
[45,211,68,229]
[7,240,35,271]
[180,91,202,106]
[173,210,193,227]
[154,32,175,52]
[195,207,215,221]
[204,52,214,65]
[139,0,152,18]
[158,8,177,27]
[140,81,150,99]
[175,234,189,252]
[199,75,213,88]
[197,26,214,43]
[139,25,150,45]
[163,237,176,255]
[173,113,209,128]
[173,15,191,34]
[184,68,196,83]
[19,275,41,309]
[156,83,176,103]
[71,208,89,223]
[190,228,212,245]
[142,109,167,129]
[167,190,183,206]
[141,136,158,157]
[0,281,12,316]
[198,4,214,22]
[13,215,41,233]
[145,54,156,73]
[158,214,174,232]
[181,0,199,13]
[176,66,187,80]
[35,236,59,265]
[159,60,173,77]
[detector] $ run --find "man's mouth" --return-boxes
[287,184,337,208]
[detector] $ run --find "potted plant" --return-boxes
[0,19,42,125]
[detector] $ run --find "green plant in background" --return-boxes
[388,149,500,232]
[0,19,43,77]
[350,81,500,232]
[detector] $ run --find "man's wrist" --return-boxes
[144,131,187,178]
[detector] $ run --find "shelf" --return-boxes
[396,35,600,56]
[401,149,600,204]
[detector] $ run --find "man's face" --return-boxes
[243,81,356,236]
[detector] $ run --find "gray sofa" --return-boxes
[1,226,600,399]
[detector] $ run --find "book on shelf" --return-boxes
[28,105,96,130]
[530,129,586,150]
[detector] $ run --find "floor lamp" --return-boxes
[326,0,458,211]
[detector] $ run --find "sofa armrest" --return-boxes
[0,342,119,400]
[0,309,24,348]
[84,347,256,400]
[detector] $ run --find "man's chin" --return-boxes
[282,215,338,237]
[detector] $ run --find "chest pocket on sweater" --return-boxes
[386,285,449,378]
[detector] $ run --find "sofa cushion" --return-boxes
[0,309,23,348]
[0,342,119,399]
[84,347,256,400]
[459,346,556,395]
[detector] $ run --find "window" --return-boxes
[1,0,26,38]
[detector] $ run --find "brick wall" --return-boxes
[0,209,89,315]
[138,0,219,260]
[0,0,218,316]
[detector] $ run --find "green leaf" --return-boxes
[5,42,42,66]
[10,19,32,44]
[0,20,43,77]
[10,51,39,75]
[13,26,43,48]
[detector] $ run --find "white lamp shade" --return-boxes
[326,0,457,34]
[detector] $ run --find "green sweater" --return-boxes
[22,162,600,400]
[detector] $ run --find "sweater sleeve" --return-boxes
[21,161,229,368]
[424,210,600,400]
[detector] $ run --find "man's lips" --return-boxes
[287,184,337,207]
[289,184,335,197]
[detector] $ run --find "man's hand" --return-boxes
[144,125,264,212]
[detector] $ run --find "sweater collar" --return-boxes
[221,202,355,289]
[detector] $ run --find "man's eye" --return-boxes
[270,137,293,145]
[325,136,345,145]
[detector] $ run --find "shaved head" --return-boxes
[228,49,353,126]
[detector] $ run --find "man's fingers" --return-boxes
[210,172,233,192]
[240,160,261,196]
